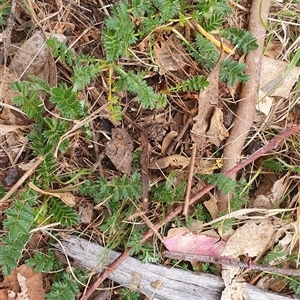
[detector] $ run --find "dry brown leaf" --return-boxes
[203,196,218,220]
[161,131,178,153]
[256,274,286,294]
[0,65,30,162]
[105,128,133,174]
[1,265,45,300]
[252,174,289,209]
[78,201,94,224]
[260,56,300,98]
[8,273,29,300]
[265,41,284,59]
[221,281,247,300]
[206,107,229,146]
[148,154,190,169]
[154,40,182,74]
[0,125,31,136]
[191,55,222,149]
[221,220,279,259]
[221,219,281,299]
[0,65,27,126]
[256,90,274,116]
[9,31,57,86]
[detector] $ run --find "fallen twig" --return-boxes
[183,144,197,221]
[0,0,17,65]
[0,156,44,206]
[81,124,300,300]
[163,251,300,277]
[60,236,291,300]
[123,114,150,210]
[219,0,271,212]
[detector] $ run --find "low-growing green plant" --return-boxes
[45,270,85,300]
[151,171,186,204]
[0,0,10,25]
[0,0,263,298]
[263,157,300,173]
[119,287,141,300]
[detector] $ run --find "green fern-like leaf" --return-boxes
[110,172,143,202]
[196,0,232,18]
[46,272,79,300]
[220,59,249,86]
[80,172,142,213]
[26,250,62,273]
[119,288,141,300]
[263,158,286,172]
[221,27,258,54]
[102,29,121,62]
[0,190,37,275]
[49,199,79,227]
[3,201,35,239]
[46,37,74,66]
[151,171,186,204]
[131,0,153,17]
[0,234,30,275]
[43,117,70,149]
[289,277,300,296]
[103,1,137,61]
[12,81,45,122]
[199,173,248,212]
[203,12,223,32]
[172,75,209,92]
[71,54,103,92]
[195,204,212,222]
[152,0,180,22]
[0,0,10,25]
[50,83,87,119]
[185,33,219,69]
[115,70,165,109]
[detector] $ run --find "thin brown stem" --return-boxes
[163,251,300,277]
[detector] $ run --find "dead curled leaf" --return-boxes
[0,264,45,300]
[161,131,178,153]
[154,40,182,74]
[206,107,229,146]
[260,56,300,99]
[252,174,289,209]
[28,182,76,207]
[105,128,133,174]
[191,55,222,149]
[9,31,57,86]
[0,65,26,126]
[221,220,280,259]
[163,227,227,257]
[148,154,190,169]
[0,125,32,136]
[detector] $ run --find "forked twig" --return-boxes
[81,124,300,300]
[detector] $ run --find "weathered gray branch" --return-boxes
[55,236,292,300]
